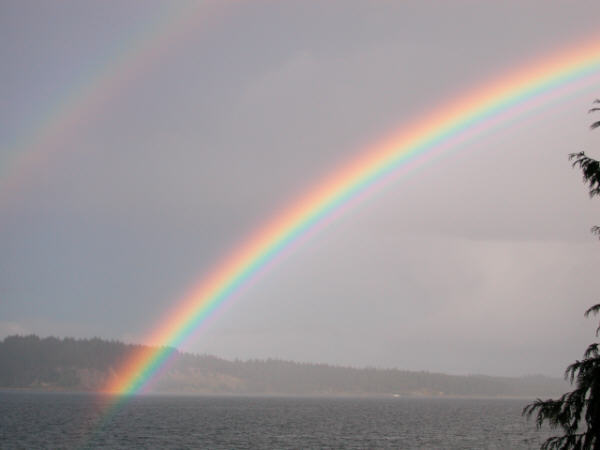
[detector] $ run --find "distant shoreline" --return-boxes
[0,387,544,401]
[0,335,568,398]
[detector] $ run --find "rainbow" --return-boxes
[105,38,600,395]
[0,2,226,208]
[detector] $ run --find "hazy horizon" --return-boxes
[0,332,570,379]
[3,1,600,379]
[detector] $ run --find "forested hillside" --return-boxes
[0,335,567,397]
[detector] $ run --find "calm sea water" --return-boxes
[0,391,552,449]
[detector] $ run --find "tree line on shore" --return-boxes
[0,334,566,397]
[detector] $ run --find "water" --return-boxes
[0,391,552,449]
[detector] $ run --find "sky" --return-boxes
[2,0,600,378]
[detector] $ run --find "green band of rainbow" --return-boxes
[105,37,600,396]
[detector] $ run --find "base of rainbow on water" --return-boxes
[102,37,600,398]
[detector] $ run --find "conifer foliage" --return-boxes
[523,305,600,449]
[522,104,600,450]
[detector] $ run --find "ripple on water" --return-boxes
[0,392,552,449]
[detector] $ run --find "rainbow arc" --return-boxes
[103,38,600,396]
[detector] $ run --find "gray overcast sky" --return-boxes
[2,0,600,377]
